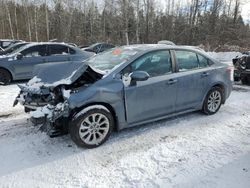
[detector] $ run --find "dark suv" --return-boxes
[233,52,250,85]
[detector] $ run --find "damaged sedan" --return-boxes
[14,45,232,148]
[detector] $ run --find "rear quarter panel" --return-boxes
[206,62,232,102]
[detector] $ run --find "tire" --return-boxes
[70,105,114,148]
[0,69,11,85]
[241,75,250,85]
[202,87,223,115]
[234,76,240,82]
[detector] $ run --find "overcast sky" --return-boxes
[241,1,250,23]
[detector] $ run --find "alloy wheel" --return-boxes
[207,90,222,112]
[79,113,110,145]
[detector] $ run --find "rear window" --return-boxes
[2,41,11,48]
[48,45,75,55]
[197,54,209,68]
[21,45,47,57]
[175,50,212,71]
[175,50,199,71]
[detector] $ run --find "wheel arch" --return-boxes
[0,66,13,81]
[211,83,226,103]
[71,102,118,131]
[202,82,226,107]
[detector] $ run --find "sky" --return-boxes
[241,1,250,23]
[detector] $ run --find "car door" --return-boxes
[47,44,73,63]
[174,50,210,112]
[13,45,47,79]
[122,50,177,124]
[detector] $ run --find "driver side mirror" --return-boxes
[130,71,149,86]
[16,53,23,60]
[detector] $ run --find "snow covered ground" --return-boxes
[0,58,250,187]
[0,82,250,187]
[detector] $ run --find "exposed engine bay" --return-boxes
[14,64,103,136]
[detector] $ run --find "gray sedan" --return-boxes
[15,44,232,148]
[0,42,94,84]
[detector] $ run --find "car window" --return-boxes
[197,54,209,68]
[93,45,99,51]
[48,44,75,55]
[21,45,47,57]
[95,44,102,52]
[123,50,172,77]
[2,41,12,48]
[175,50,199,71]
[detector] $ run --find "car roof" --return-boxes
[0,39,23,42]
[120,44,204,52]
[18,42,79,50]
[117,44,211,60]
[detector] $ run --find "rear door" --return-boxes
[174,50,210,112]
[13,45,47,79]
[123,50,177,124]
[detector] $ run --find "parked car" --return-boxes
[0,42,94,85]
[0,39,23,49]
[82,43,115,54]
[14,44,232,148]
[0,42,29,56]
[233,53,250,85]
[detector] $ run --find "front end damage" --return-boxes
[14,62,103,137]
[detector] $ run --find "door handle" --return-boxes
[167,79,178,85]
[201,72,210,77]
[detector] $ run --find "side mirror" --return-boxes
[16,53,23,60]
[130,71,149,86]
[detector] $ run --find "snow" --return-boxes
[27,70,77,90]
[62,88,71,99]
[30,106,53,119]
[207,51,242,62]
[0,83,249,187]
[0,52,250,187]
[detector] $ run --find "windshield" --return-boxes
[7,44,32,56]
[88,43,99,49]
[4,43,26,54]
[87,47,139,72]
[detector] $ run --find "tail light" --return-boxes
[226,66,233,81]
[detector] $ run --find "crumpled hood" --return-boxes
[18,61,89,94]
[31,61,88,86]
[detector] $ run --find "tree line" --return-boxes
[0,0,250,50]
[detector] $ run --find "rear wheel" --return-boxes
[0,69,11,85]
[70,106,114,148]
[202,87,223,115]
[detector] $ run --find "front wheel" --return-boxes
[70,106,114,148]
[202,87,223,115]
